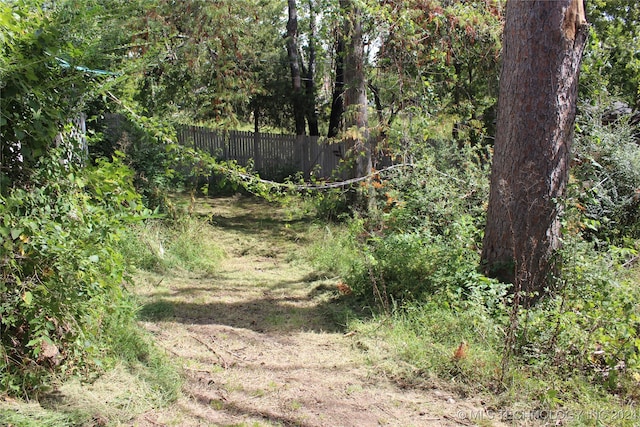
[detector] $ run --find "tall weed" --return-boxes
[306,220,366,281]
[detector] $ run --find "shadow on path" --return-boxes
[138,283,353,334]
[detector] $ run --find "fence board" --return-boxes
[177,126,352,181]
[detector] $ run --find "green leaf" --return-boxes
[22,291,33,306]
[10,228,22,240]
[26,338,40,348]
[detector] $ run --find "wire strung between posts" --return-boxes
[218,161,469,191]
[224,163,415,191]
[104,91,410,190]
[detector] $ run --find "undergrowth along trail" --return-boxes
[133,195,505,427]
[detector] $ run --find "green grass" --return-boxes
[0,406,86,427]
[304,220,366,281]
[0,350,180,427]
[348,300,504,391]
[118,215,225,275]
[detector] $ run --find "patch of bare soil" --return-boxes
[133,196,506,427]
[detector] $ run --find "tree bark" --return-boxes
[340,0,372,212]
[286,0,306,136]
[304,0,319,137]
[341,0,370,180]
[328,33,345,139]
[481,0,588,300]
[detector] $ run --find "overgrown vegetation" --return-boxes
[303,95,640,422]
[2,0,640,424]
[572,103,640,245]
[0,153,179,398]
[0,1,183,419]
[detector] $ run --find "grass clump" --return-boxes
[118,214,225,275]
[306,220,366,281]
[0,404,86,427]
[351,299,505,392]
[104,314,181,403]
[0,352,180,427]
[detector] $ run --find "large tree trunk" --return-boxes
[286,0,306,136]
[341,0,370,180]
[481,0,588,300]
[340,0,372,212]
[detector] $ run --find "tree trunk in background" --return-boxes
[304,0,319,137]
[253,102,262,171]
[287,0,306,136]
[341,0,370,180]
[481,0,588,301]
[328,34,345,139]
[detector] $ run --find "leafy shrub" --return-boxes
[0,1,85,192]
[0,153,149,396]
[89,111,176,211]
[308,188,351,221]
[572,102,640,244]
[515,240,640,392]
[344,224,501,307]
[319,140,492,304]
[380,140,489,234]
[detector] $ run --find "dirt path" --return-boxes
[132,196,503,427]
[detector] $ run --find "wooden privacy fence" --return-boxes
[177,126,348,181]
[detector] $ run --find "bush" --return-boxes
[380,140,489,233]
[515,239,640,392]
[325,140,491,305]
[572,102,640,244]
[0,153,150,396]
[89,111,176,211]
